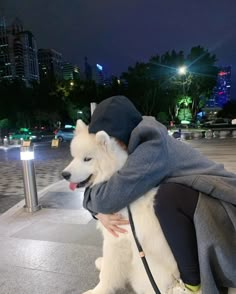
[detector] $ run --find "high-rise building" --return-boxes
[0,17,39,83]
[83,57,107,84]
[206,66,231,108]
[94,63,105,85]
[38,48,62,81]
[84,56,92,80]
[62,62,79,81]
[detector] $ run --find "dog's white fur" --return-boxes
[63,120,180,294]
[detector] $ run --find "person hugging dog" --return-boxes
[83,95,236,294]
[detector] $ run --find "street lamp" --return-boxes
[178,66,187,75]
[178,66,188,121]
[178,66,187,96]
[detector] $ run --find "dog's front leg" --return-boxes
[83,235,132,294]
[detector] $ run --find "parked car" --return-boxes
[203,118,232,128]
[9,129,43,142]
[9,129,32,141]
[30,131,44,142]
[55,127,75,142]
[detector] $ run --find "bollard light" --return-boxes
[20,145,41,213]
[20,149,34,160]
[3,136,8,147]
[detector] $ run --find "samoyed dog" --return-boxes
[62,120,184,294]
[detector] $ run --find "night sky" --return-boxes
[2,0,236,97]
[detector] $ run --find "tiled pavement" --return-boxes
[0,143,72,213]
[188,138,236,173]
[0,138,236,214]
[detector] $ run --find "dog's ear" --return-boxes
[95,131,110,148]
[75,119,88,135]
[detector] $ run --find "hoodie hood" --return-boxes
[89,96,143,145]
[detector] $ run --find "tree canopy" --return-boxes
[120,46,218,120]
[0,45,220,130]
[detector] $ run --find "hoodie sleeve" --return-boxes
[83,132,170,214]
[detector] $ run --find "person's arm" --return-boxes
[83,137,170,214]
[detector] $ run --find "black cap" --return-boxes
[89,96,142,145]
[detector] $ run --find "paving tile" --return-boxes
[0,237,59,269]
[36,242,102,276]
[0,263,98,294]
[39,191,84,210]
[12,219,103,246]
[30,208,92,225]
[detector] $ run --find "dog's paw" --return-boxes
[95,257,103,271]
[82,291,94,294]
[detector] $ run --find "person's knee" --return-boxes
[154,183,178,219]
[154,183,199,219]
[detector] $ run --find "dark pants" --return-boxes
[154,183,200,286]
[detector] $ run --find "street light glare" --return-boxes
[178,66,187,75]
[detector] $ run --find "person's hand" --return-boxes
[96,213,129,238]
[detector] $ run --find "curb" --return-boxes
[0,180,65,221]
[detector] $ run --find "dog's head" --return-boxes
[62,119,128,190]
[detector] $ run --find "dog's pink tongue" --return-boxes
[69,182,77,191]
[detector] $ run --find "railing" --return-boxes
[180,128,236,140]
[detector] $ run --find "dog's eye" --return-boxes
[84,157,92,162]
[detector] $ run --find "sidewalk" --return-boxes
[0,138,235,294]
[0,142,72,214]
[0,181,106,294]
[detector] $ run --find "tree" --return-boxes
[0,45,219,128]
[157,112,169,124]
[120,46,218,121]
[141,87,161,115]
[0,118,10,138]
[176,96,193,121]
[186,46,218,117]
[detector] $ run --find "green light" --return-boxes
[20,128,29,132]
[181,120,190,124]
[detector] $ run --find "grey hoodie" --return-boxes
[84,117,236,212]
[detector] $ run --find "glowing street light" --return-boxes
[178,66,187,75]
[178,66,188,121]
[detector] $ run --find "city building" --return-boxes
[38,48,63,81]
[94,63,105,85]
[62,62,79,81]
[203,66,232,118]
[83,57,107,84]
[0,17,39,84]
[84,56,92,80]
[206,66,231,108]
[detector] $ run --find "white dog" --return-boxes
[62,120,199,294]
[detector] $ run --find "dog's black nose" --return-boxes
[61,171,71,180]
